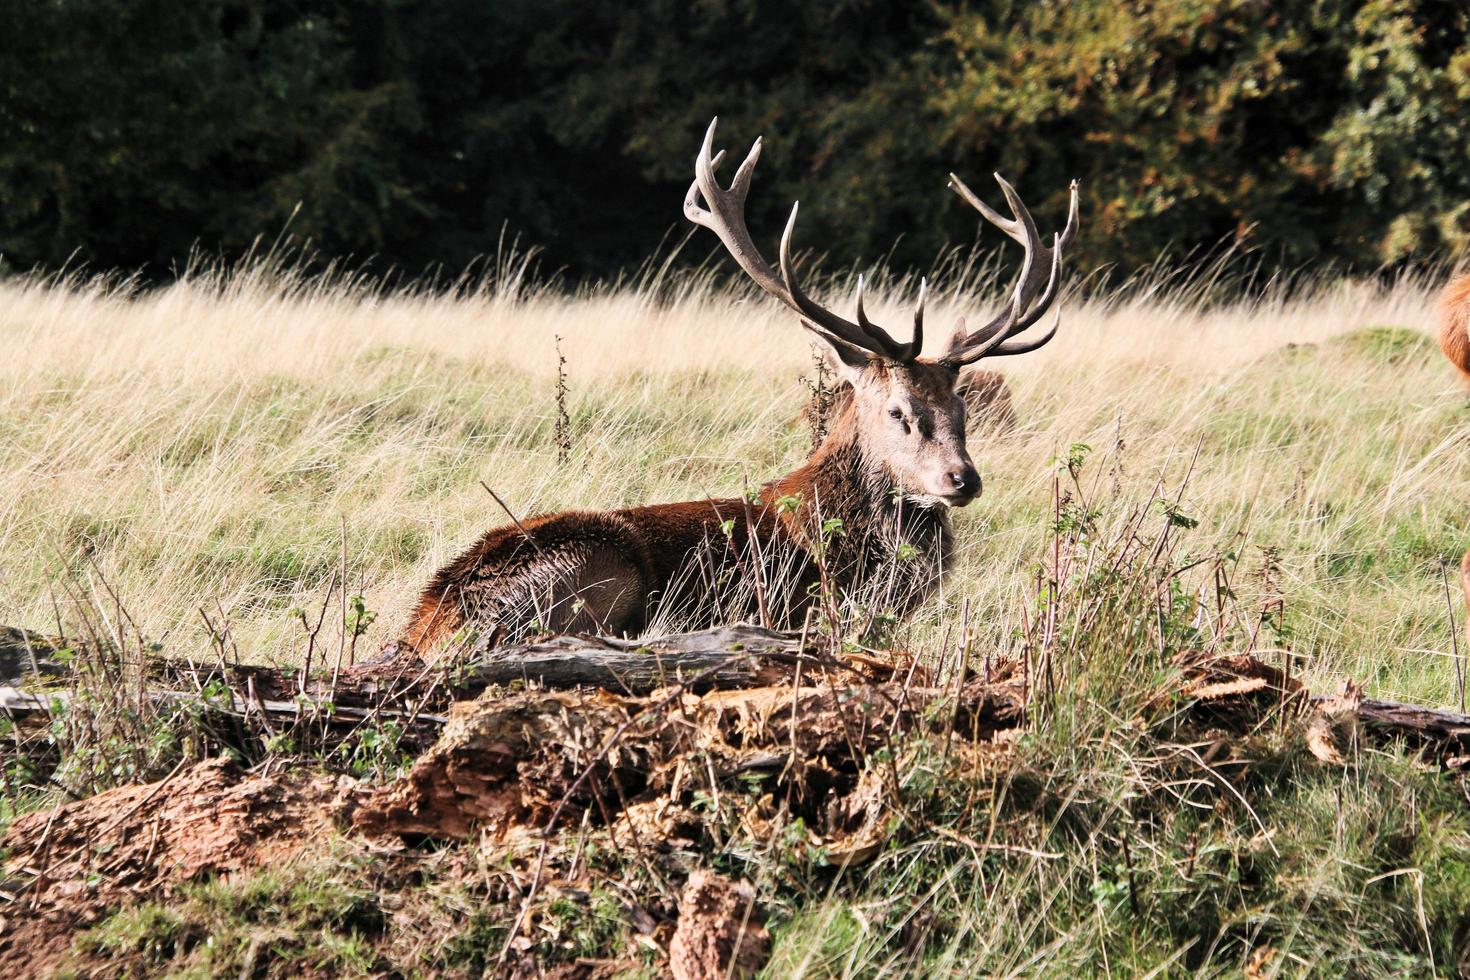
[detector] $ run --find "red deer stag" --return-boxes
[400,119,1075,654]
[1439,270,1470,387]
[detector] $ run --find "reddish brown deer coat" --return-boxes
[402,400,950,653]
[1438,272,1470,386]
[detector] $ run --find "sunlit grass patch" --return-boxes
[72,855,388,978]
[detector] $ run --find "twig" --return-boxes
[299,570,338,695]
[480,482,546,557]
[738,479,772,629]
[930,825,1061,861]
[942,598,971,763]
[1441,557,1464,713]
[334,515,349,686]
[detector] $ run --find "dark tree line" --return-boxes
[1,0,1466,284]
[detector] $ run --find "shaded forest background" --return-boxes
[1,0,1467,284]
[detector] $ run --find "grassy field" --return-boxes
[4,256,1470,976]
[1,258,1463,699]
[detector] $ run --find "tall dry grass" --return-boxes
[0,254,1463,703]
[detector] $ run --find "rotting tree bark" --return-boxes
[351,670,1029,841]
[1177,650,1470,768]
[0,625,64,684]
[10,623,1470,766]
[450,624,806,693]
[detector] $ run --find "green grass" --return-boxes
[762,738,1470,976]
[66,856,387,979]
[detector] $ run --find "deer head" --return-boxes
[685,119,1076,507]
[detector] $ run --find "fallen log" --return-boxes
[0,625,814,746]
[1324,694,1470,763]
[452,624,807,693]
[1176,650,1470,768]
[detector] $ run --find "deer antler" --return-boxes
[685,118,925,361]
[942,175,1077,365]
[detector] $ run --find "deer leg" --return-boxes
[467,542,650,644]
[537,546,651,635]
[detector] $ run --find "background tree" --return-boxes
[0,0,1465,284]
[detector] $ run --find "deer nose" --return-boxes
[948,467,981,498]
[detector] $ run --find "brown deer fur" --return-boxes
[403,365,959,653]
[1462,548,1470,661]
[1438,271,1470,387]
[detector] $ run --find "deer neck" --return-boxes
[767,399,952,570]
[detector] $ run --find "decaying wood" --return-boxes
[352,666,1028,843]
[1,758,356,898]
[11,628,1470,977]
[1,624,805,719]
[12,624,1470,769]
[1334,693,1470,762]
[453,624,806,693]
[0,625,63,684]
[0,626,812,764]
[670,871,770,980]
[1176,649,1470,768]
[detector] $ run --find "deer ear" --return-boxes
[941,317,971,381]
[947,316,969,355]
[804,322,871,383]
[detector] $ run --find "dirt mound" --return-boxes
[0,758,358,975]
[344,657,1026,976]
[6,624,1470,977]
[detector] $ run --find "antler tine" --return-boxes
[910,277,927,359]
[854,274,874,330]
[940,171,1074,365]
[1060,179,1080,249]
[685,117,918,362]
[684,119,784,290]
[987,309,1061,357]
[946,219,1067,367]
[990,175,1049,316]
[948,172,1018,238]
[950,172,1076,325]
[956,245,1062,362]
[778,203,908,358]
[854,272,922,358]
[951,171,1077,251]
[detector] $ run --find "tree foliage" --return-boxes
[0,0,1466,282]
